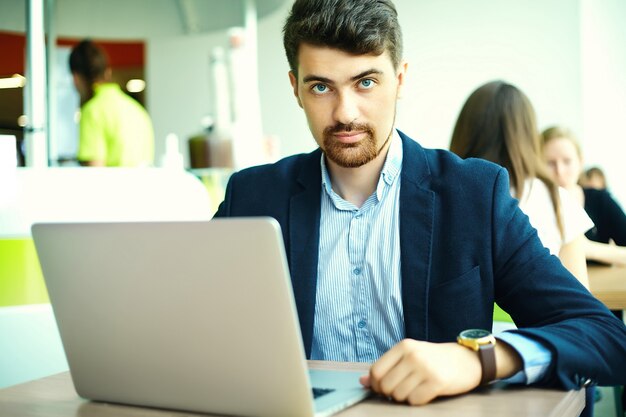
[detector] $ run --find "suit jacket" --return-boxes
[215,130,626,389]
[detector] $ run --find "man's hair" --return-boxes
[69,39,109,84]
[283,0,402,76]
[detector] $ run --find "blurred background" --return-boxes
[1,0,624,201]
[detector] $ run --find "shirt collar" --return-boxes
[320,129,403,204]
[380,129,403,187]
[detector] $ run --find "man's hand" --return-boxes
[359,338,522,405]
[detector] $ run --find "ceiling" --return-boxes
[0,0,288,39]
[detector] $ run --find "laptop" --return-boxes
[32,218,369,417]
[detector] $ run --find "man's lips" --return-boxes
[332,131,366,144]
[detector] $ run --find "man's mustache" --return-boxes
[324,123,373,135]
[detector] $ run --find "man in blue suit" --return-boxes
[215,0,626,406]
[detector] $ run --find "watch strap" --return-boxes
[478,343,496,385]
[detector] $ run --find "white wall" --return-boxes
[0,0,25,31]
[256,4,315,157]
[147,31,229,166]
[581,0,626,205]
[395,0,582,149]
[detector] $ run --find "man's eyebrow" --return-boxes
[350,69,383,82]
[302,75,333,84]
[302,69,384,85]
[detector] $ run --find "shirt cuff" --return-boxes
[496,331,552,384]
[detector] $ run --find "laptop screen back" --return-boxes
[32,218,317,416]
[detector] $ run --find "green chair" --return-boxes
[493,303,513,324]
[0,238,49,308]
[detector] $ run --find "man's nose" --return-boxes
[333,92,359,125]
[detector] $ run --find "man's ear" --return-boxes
[288,71,303,108]
[396,61,408,99]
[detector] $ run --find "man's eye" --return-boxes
[312,84,328,94]
[359,79,374,89]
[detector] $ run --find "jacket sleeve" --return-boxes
[490,169,626,389]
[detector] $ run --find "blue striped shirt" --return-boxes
[311,131,405,362]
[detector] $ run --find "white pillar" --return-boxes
[24,0,48,168]
[46,0,57,166]
[244,0,258,77]
[229,0,265,169]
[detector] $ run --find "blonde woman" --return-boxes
[542,127,626,266]
[450,81,592,288]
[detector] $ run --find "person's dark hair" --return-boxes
[584,167,606,181]
[69,40,109,101]
[450,80,564,238]
[283,0,402,77]
[583,166,607,189]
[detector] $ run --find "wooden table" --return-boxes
[0,361,584,417]
[588,265,626,311]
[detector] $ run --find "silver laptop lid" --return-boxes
[32,218,317,417]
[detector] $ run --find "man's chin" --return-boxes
[325,149,377,168]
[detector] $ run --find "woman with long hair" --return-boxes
[449,81,592,287]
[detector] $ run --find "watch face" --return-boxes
[460,329,491,339]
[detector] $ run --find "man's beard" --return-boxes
[323,122,387,168]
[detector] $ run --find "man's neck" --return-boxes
[326,139,393,208]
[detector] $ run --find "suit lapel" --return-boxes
[398,132,435,342]
[289,149,322,358]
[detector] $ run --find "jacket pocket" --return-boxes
[429,265,486,337]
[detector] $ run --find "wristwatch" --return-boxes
[457,329,497,385]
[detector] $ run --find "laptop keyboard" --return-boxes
[312,387,335,399]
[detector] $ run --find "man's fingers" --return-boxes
[376,356,416,396]
[368,341,407,392]
[368,340,480,405]
[406,380,439,406]
[389,371,423,403]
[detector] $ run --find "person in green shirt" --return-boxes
[69,40,154,167]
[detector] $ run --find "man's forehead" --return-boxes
[296,44,396,81]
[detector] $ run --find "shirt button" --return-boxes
[353,267,361,275]
[354,213,362,219]
[358,320,366,328]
